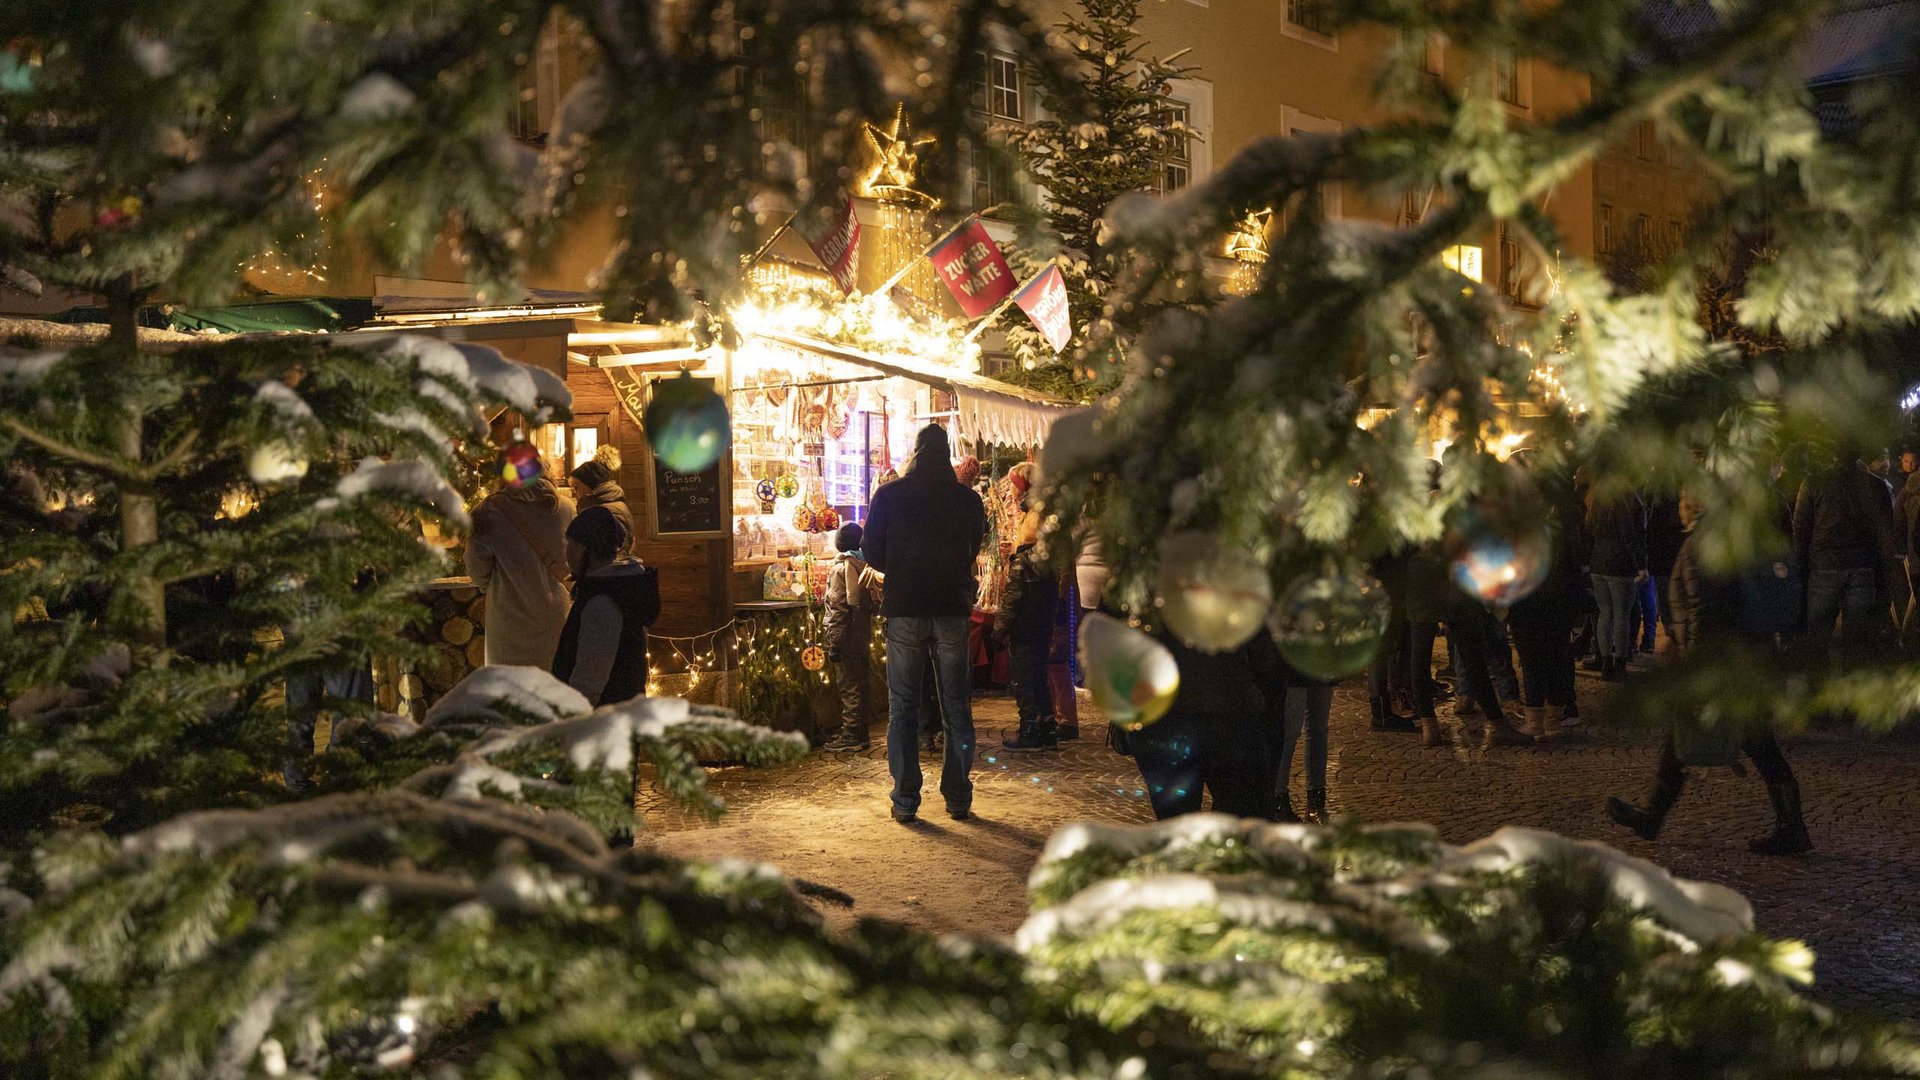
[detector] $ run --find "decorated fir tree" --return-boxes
[994,0,1197,389]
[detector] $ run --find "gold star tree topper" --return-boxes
[861,104,938,208]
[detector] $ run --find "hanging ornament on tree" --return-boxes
[800,645,826,672]
[1154,532,1273,652]
[1445,500,1552,606]
[1078,613,1179,730]
[774,474,800,500]
[643,371,730,473]
[1270,571,1392,681]
[497,439,543,489]
[247,439,309,485]
[93,195,142,230]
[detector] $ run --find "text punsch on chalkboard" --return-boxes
[651,453,724,536]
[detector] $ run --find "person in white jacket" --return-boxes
[466,461,575,667]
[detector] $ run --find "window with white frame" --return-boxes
[1636,120,1655,160]
[1401,191,1424,226]
[970,52,1024,211]
[1495,51,1528,107]
[1633,213,1651,248]
[1282,107,1343,219]
[1499,227,1523,300]
[1285,0,1336,44]
[1402,29,1443,75]
[1159,100,1191,193]
[1599,203,1614,254]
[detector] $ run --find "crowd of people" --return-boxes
[464,443,661,706]
[825,433,1920,858]
[447,423,1912,856]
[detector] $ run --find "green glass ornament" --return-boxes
[1271,571,1390,680]
[644,371,730,473]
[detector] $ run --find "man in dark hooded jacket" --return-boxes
[865,424,988,823]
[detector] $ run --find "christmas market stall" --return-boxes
[573,281,1072,736]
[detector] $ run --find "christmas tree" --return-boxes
[1038,0,1920,742]
[994,0,1198,390]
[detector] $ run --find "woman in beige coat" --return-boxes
[466,459,576,667]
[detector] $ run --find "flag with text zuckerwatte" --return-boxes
[801,198,861,294]
[927,217,1017,318]
[1012,264,1072,354]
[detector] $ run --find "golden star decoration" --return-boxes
[1225,208,1273,263]
[861,104,938,208]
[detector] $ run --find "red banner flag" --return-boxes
[800,198,862,294]
[1012,264,1072,354]
[927,216,1017,318]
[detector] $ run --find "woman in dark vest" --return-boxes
[552,506,660,706]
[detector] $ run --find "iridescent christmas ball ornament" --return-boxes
[1445,501,1552,606]
[1270,571,1392,681]
[1078,613,1180,730]
[1154,532,1272,652]
[497,440,542,489]
[643,371,731,473]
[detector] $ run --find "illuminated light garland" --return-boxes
[733,269,981,374]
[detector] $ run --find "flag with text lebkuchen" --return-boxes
[800,198,861,294]
[1012,264,1072,354]
[927,216,1017,318]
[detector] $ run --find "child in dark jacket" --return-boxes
[820,523,878,752]
[996,505,1059,750]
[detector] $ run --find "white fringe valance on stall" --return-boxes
[953,386,1062,450]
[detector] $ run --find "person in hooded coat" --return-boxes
[568,456,636,556]
[467,453,575,667]
[551,506,660,706]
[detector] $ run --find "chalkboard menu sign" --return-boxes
[643,375,729,539]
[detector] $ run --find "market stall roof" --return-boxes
[748,330,1071,449]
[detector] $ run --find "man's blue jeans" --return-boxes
[885,616,974,816]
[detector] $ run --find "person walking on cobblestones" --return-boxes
[865,424,988,824]
[1274,658,1335,823]
[1608,495,1812,855]
[997,502,1060,751]
[1131,629,1284,821]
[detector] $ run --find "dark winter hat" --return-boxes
[835,522,864,553]
[570,459,613,489]
[914,423,950,455]
[566,505,629,559]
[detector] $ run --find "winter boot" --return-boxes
[1275,793,1301,823]
[1520,706,1548,738]
[1304,787,1329,825]
[1607,768,1685,841]
[1002,716,1059,751]
[1748,780,1813,855]
[1603,657,1627,683]
[1369,695,1419,733]
[1419,714,1446,748]
[821,727,869,752]
[1482,711,1537,748]
[1057,721,1081,741]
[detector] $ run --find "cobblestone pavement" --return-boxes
[640,669,1920,1021]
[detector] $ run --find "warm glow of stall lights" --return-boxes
[1901,383,1920,412]
[1492,431,1527,461]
